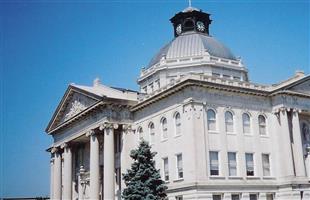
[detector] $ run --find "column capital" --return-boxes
[86,129,96,137]
[60,142,70,149]
[122,124,132,133]
[99,122,119,130]
[292,108,302,114]
[51,146,59,154]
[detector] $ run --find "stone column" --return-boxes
[52,147,62,200]
[62,143,72,200]
[279,108,295,178]
[100,123,118,200]
[87,130,100,200]
[306,148,310,178]
[50,157,54,200]
[291,109,306,177]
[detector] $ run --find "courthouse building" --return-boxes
[46,6,310,200]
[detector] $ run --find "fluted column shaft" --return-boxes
[53,150,62,200]
[50,158,54,200]
[89,131,100,200]
[292,110,306,177]
[104,126,116,200]
[63,144,72,200]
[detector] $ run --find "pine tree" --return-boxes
[122,140,168,200]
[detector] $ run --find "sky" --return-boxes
[0,0,309,198]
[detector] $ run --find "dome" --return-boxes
[148,32,237,68]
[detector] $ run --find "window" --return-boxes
[231,194,240,200]
[242,113,251,134]
[142,86,147,93]
[212,194,222,200]
[149,83,154,93]
[262,154,271,176]
[149,123,155,145]
[175,196,183,200]
[155,79,160,89]
[175,112,181,136]
[266,193,274,200]
[209,151,219,176]
[228,152,237,176]
[161,118,168,140]
[223,74,231,79]
[225,111,234,132]
[249,194,258,200]
[176,154,183,179]
[137,127,143,141]
[245,153,254,176]
[207,109,216,131]
[258,115,267,135]
[163,158,169,181]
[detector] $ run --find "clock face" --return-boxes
[196,21,205,32]
[176,24,182,35]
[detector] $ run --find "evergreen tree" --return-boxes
[122,140,168,200]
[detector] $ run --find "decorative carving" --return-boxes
[85,129,95,137]
[64,100,87,121]
[122,124,132,134]
[99,122,119,131]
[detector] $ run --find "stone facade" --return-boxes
[45,6,310,200]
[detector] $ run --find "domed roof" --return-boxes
[148,32,237,68]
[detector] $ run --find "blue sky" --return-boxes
[1,0,309,198]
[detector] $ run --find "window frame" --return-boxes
[245,153,255,176]
[176,153,183,179]
[174,112,181,136]
[262,153,271,177]
[137,126,143,141]
[258,114,267,136]
[227,152,238,177]
[242,113,251,134]
[148,122,155,145]
[160,117,168,140]
[209,151,220,176]
[162,157,169,182]
[225,111,234,133]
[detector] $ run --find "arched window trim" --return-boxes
[258,114,267,136]
[207,108,217,131]
[225,110,234,133]
[174,112,181,136]
[160,117,168,140]
[242,112,251,134]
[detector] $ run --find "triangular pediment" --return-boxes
[46,85,101,133]
[284,76,310,95]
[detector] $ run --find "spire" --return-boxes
[188,0,192,7]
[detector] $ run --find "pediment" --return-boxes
[285,77,310,95]
[46,86,100,133]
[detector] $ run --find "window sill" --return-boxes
[246,176,260,180]
[260,135,270,138]
[161,139,168,143]
[226,132,236,135]
[208,130,219,134]
[228,176,243,180]
[174,134,182,139]
[262,176,275,180]
[209,176,225,180]
[173,178,184,182]
[244,134,253,137]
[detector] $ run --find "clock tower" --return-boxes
[170,6,212,37]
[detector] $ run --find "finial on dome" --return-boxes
[93,77,101,87]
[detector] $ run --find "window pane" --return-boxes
[228,152,237,176]
[162,118,168,139]
[249,194,257,200]
[149,123,155,144]
[262,154,271,176]
[210,151,219,175]
[138,127,143,140]
[242,113,251,134]
[175,113,181,135]
[225,111,234,132]
[177,154,183,179]
[246,153,254,176]
[163,158,169,181]
[212,194,222,200]
[258,115,266,135]
[231,194,240,200]
[207,109,216,131]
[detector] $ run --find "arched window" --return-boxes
[207,109,216,131]
[137,127,143,141]
[161,117,168,140]
[258,115,267,135]
[175,112,181,136]
[149,122,155,145]
[242,113,251,134]
[225,111,234,132]
[183,19,194,31]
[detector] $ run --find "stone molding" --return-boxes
[99,122,119,131]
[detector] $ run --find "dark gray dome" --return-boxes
[148,32,236,68]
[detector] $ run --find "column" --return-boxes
[279,108,295,178]
[306,150,310,178]
[87,130,100,200]
[101,123,118,200]
[291,109,307,177]
[50,157,54,200]
[53,147,62,200]
[62,143,72,200]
